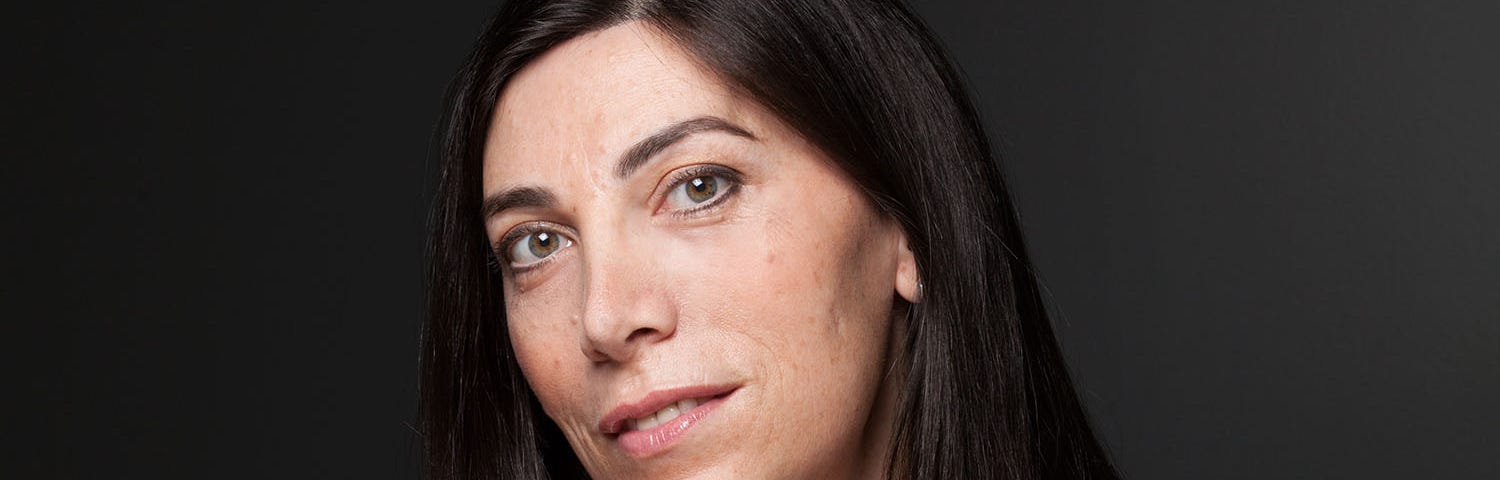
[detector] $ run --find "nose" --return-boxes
[578,239,678,363]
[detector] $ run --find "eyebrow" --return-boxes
[481,186,556,220]
[482,116,757,220]
[614,116,756,178]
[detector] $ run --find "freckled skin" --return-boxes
[482,22,922,479]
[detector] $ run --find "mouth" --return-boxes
[599,384,739,458]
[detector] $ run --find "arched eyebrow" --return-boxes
[483,116,756,221]
[614,116,756,178]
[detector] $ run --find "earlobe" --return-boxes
[893,230,922,304]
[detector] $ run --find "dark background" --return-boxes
[4,0,1496,478]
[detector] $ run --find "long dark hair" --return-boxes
[421,0,1119,478]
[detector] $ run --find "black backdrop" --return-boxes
[4,0,1497,478]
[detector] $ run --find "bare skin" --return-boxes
[481,22,921,479]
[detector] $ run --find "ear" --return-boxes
[893,228,922,304]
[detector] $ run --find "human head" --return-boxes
[481,20,921,478]
[423,1,1117,479]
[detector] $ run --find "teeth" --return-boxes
[626,397,708,431]
[656,404,682,423]
[634,412,661,431]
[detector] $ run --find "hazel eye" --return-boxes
[506,229,572,267]
[666,174,727,209]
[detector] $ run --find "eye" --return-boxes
[504,228,573,268]
[664,172,735,212]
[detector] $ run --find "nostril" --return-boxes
[624,327,658,343]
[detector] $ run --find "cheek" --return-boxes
[504,281,587,421]
[711,194,898,468]
[750,192,894,338]
[700,188,896,388]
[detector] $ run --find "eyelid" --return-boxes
[656,164,743,216]
[494,222,574,271]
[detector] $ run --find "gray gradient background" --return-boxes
[4,0,1496,478]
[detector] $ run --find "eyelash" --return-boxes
[492,222,565,274]
[659,164,743,219]
[490,164,744,275]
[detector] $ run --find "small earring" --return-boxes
[916,281,925,302]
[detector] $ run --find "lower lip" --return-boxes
[614,391,733,458]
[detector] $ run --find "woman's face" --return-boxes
[482,22,920,479]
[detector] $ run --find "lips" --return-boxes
[600,384,737,434]
[621,395,711,431]
[599,384,738,457]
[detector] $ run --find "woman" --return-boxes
[422,0,1119,478]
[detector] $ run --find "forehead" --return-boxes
[483,22,746,189]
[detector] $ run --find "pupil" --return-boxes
[529,232,556,257]
[687,176,716,202]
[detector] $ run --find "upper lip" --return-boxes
[598,384,738,435]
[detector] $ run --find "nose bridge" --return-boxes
[577,224,675,362]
